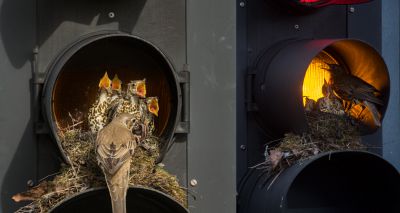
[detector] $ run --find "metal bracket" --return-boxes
[176,64,190,134]
[35,122,50,134]
[32,47,49,135]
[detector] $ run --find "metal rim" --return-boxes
[48,186,188,213]
[42,30,182,164]
[253,38,390,136]
[238,150,400,212]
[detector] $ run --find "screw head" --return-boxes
[240,145,246,150]
[239,2,245,7]
[27,180,34,187]
[294,24,300,30]
[190,179,198,187]
[108,12,115,19]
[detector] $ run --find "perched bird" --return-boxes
[88,72,114,133]
[323,63,383,107]
[323,63,383,126]
[96,113,138,213]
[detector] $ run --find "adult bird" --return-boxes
[323,63,383,126]
[96,113,138,213]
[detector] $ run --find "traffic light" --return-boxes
[237,0,400,212]
[0,1,190,212]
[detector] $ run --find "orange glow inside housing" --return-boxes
[302,51,337,105]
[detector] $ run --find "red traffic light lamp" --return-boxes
[285,0,372,9]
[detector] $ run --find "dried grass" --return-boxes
[258,111,366,180]
[15,118,186,213]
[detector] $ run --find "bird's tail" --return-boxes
[105,163,130,213]
[111,195,126,213]
[363,101,382,127]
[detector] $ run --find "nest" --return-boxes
[258,110,366,181]
[13,120,186,213]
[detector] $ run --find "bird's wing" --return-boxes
[353,90,384,106]
[96,127,136,175]
[351,76,380,93]
[363,100,382,127]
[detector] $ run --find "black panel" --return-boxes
[237,0,387,212]
[50,187,188,213]
[238,0,349,177]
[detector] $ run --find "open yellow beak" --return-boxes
[147,97,159,117]
[98,72,112,89]
[136,80,147,98]
[111,74,122,92]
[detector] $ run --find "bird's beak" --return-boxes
[111,74,122,92]
[148,98,159,117]
[136,81,147,98]
[99,72,112,89]
[320,66,331,72]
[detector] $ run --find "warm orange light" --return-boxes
[302,51,337,106]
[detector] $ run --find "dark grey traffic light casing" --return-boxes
[237,1,399,213]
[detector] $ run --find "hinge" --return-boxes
[178,64,190,83]
[32,47,45,84]
[175,122,190,134]
[176,64,190,134]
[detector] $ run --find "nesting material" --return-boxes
[14,122,186,213]
[259,110,365,180]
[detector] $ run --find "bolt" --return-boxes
[190,179,198,187]
[240,145,246,150]
[108,12,115,19]
[27,180,34,187]
[239,2,245,7]
[349,7,355,13]
[294,24,300,30]
[33,47,39,54]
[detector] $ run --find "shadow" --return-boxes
[0,0,146,69]
[1,119,36,213]
[0,0,35,69]
[0,125,61,213]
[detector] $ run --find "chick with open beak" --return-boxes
[99,72,112,90]
[88,72,114,133]
[127,79,147,98]
[147,97,159,117]
[111,74,122,93]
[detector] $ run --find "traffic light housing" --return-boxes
[237,0,400,212]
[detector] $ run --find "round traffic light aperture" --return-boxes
[252,39,389,136]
